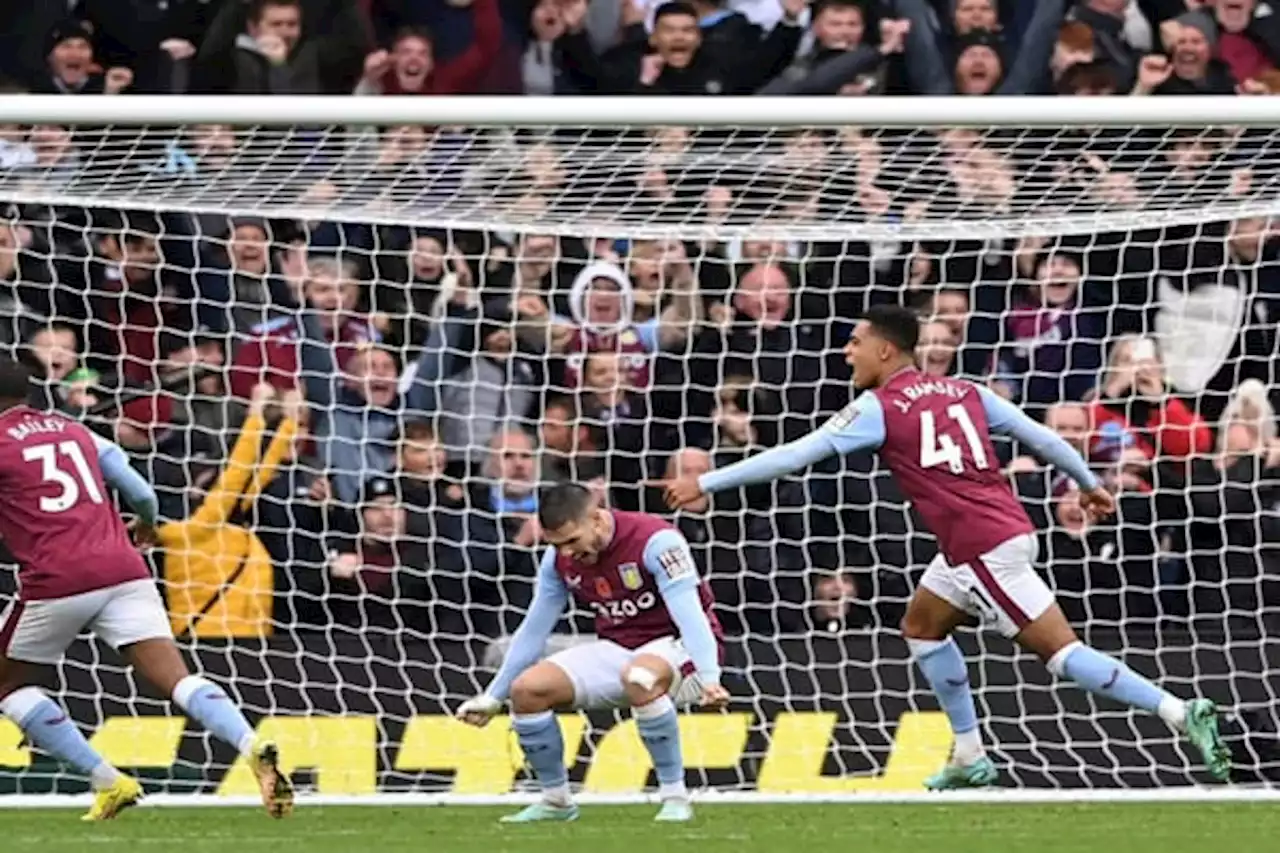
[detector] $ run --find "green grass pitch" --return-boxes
[4,803,1278,853]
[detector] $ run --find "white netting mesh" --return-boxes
[4,118,1280,239]
[0,106,1279,797]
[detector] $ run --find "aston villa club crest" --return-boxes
[619,562,643,591]
[595,576,613,598]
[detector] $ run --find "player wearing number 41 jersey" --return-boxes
[0,359,293,821]
[660,305,1232,787]
[456,482,726,824]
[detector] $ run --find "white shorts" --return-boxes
[920,533,1053,639]
[0,579,173,664]
[545,636,703,710]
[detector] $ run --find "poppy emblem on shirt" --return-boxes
[595,576,613,598]
[619,562,643,591]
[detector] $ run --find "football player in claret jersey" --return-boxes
[661,305,1232,787]
[0,359,294,820]
[457,482,728,823]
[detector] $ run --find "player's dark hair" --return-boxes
[538,482,596,531]
[864,304,921,353]
[0,358,33,407]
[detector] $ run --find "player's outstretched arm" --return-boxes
[976,386,1102,492]
[697,393,886,495]
[643,530,723,702]
[468,548,569,711]
[91,432,158,526]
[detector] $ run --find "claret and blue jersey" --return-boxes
[0,405,159,601]
[699,369,1101,566]
[486,510,724,702]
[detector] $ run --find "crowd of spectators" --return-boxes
[6,0,1280,99]
[0,0,1279,652]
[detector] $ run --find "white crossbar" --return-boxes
[0,95,1275,127]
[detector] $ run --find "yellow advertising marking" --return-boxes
[218,717,378,796]
[0,710,951,796]
[89,716,185,767]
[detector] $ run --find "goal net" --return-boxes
[1,96,1279,803]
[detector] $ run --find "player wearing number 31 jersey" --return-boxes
[0,359,293,821]
[660,305,1231,787]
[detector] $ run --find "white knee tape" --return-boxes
[625,665,659,692]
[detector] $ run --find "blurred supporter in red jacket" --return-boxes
[355,0,502,95]
[1088,335,1213,464]
[228,254,379,400]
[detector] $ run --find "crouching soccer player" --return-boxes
[456,482,728,823]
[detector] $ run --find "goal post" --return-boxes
[0,95,1278,806]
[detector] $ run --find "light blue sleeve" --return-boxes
[91,432,158,526]
[697,393,886,494]
[634,318,660,353]
[485,548,570,702]
[976,386,1101,491]
[642,529,721,686]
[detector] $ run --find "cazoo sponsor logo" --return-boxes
[591,591,658,623]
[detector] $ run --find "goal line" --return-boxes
[4,789,1280,810]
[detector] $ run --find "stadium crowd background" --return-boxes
[0,0,1276,655]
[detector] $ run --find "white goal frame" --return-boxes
[3,94,1279,127]
[0,95,1277,808]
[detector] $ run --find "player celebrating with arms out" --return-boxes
[0,359,293,820]
[457,482,727,823]
[659,305,1231,787]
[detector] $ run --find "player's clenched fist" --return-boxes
[1078,486,1116,522]
[699,683,730,709]
[659,475,703,510]
[129,519,157,549]
[456,694,502,727]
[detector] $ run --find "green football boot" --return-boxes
[654,799,694,822]
[500,802,581,823]
[1185,698,1232,782]
[924,754,999,791]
